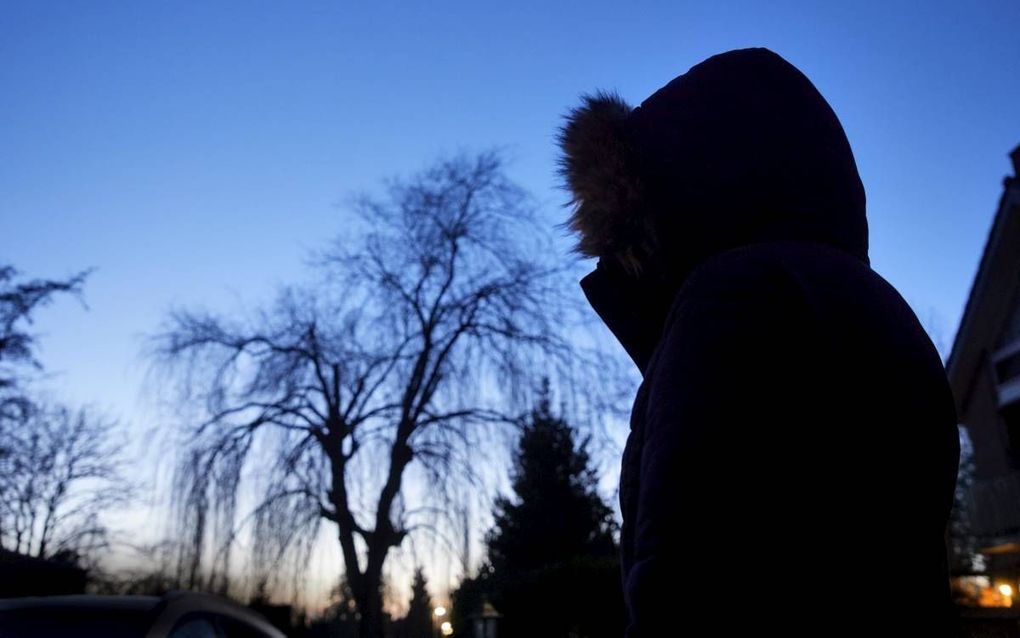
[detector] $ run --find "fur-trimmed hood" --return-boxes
[561,47,870,371]
[559,47,869,282]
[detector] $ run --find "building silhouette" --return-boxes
[948,143,1020,581]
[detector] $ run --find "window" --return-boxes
[1002,399,1020,470]
[218,616,275,638]
[996,350,1020,386]
[997,284,1020,349]
[992,338,1020,409]
[169,614,220,638]
[165,611,275,638]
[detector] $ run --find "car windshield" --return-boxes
[0,606,152,638]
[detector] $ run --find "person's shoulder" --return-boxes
[644,244,817,399]
[669,243,807,313]
[648,245,810,366]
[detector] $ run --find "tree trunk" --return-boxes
[356,542,390,638]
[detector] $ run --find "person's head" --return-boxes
[559,47,869,287]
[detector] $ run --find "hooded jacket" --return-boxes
[559,49,960,635]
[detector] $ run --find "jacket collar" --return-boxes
[580,258,675,375]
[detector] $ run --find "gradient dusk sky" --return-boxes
[2,0,1019,601]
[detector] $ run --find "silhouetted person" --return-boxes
[559,48,960,636]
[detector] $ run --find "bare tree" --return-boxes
[152,151,588,637]
[0,265,125,568]
[0,403,129,562]
[0,265,89,421]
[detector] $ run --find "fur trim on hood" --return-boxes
[558,47,869,282]
[557,92,651,275]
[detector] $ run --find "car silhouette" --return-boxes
[0,591,287,638]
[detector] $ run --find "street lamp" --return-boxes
[469,598,501,638]
[433,605,448,637]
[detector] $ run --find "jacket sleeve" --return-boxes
[622,262,813,636]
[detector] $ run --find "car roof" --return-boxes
[0,595,162,612]
[0,591,286,637]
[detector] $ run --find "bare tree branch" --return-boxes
[149,150,613,637]
[0,403,130,560]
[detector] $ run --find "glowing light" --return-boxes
[434,606,447,617]
[1000,584,1014,597]
[441,621,454,635]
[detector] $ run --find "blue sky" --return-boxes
[2,0,1019,599]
